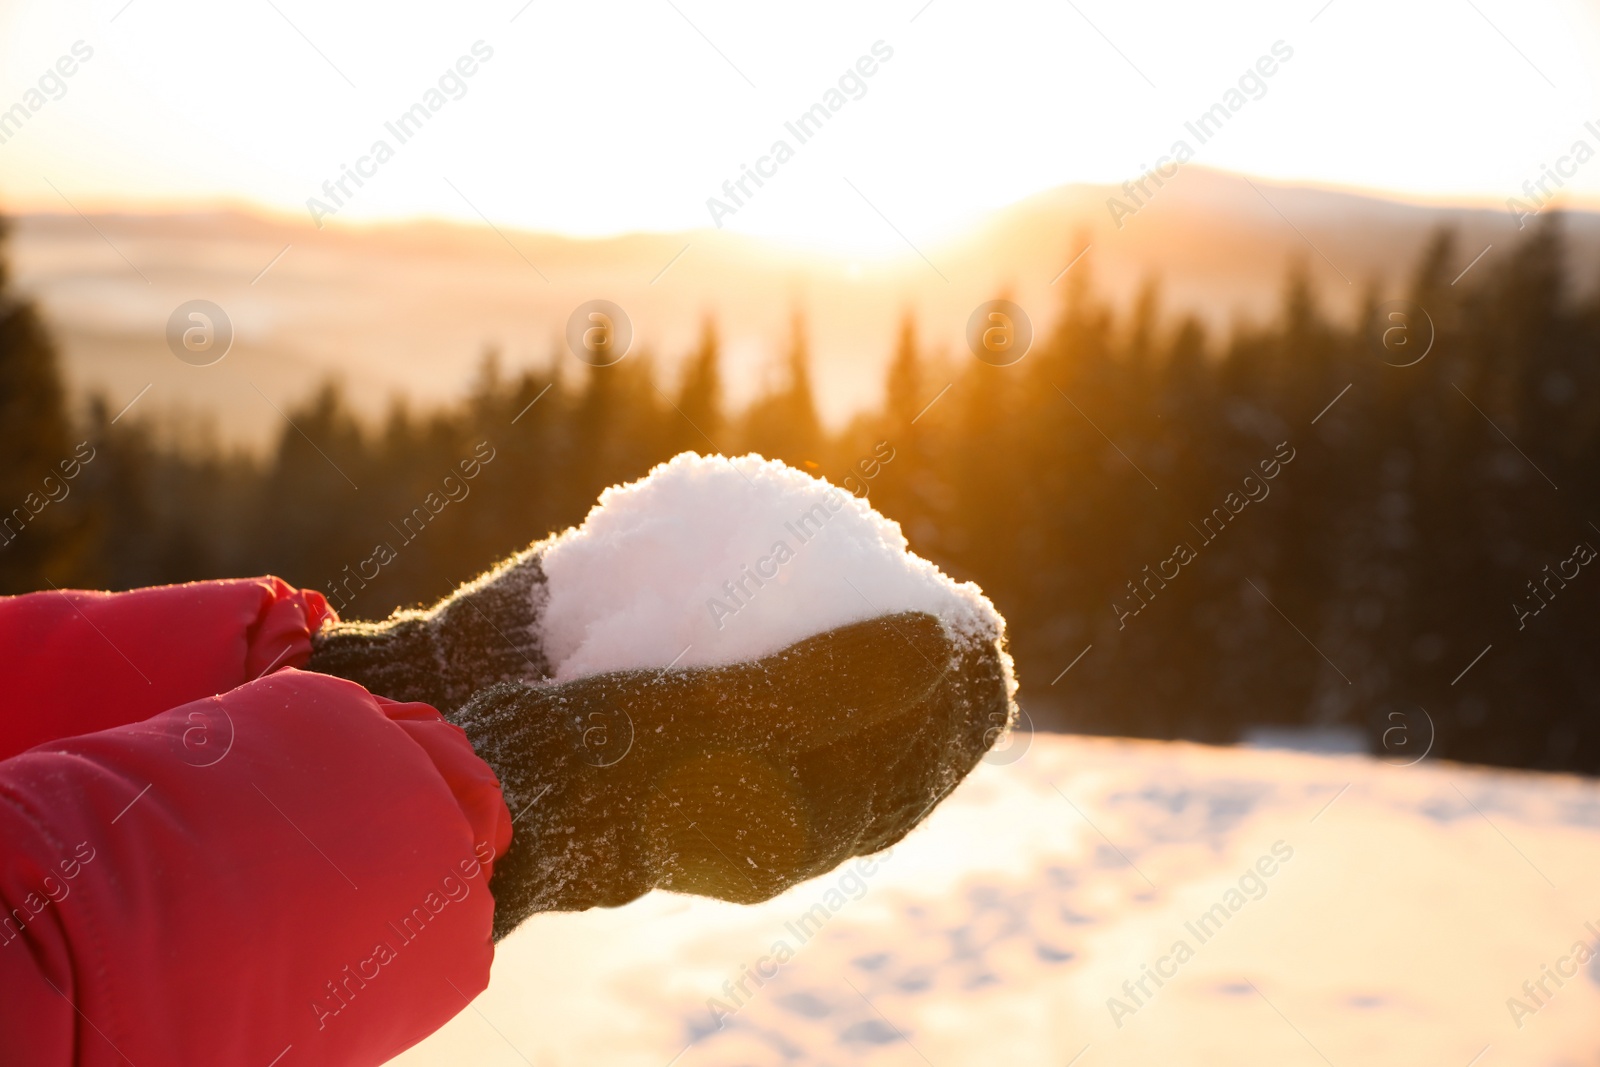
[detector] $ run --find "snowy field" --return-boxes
[392,734,1600,1066]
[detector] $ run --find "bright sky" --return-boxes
[1,0,1598,254]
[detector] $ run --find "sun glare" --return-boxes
[0,0,1596,251]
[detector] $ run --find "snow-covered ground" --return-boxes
[391,734,1600,1066]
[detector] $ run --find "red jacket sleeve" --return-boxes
[0,577,334,761]
[0,668,514,1067]
[0,580,515,1066]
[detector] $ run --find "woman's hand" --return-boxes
[305,536,1016,941]
[453,610,1012,941]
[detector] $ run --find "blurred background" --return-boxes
[9,1,1600,1063]
[5,0,1600,775]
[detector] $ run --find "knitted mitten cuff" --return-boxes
[305,542,552,718]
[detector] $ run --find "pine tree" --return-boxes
[247,380,368,608]
[0,217,86,592]
[868,313,944,549]
[671,317,725,455]
[740,311,822,465]
[883,313,923,434]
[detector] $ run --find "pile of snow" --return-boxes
[538,452,1011,683]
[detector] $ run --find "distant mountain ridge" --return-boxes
[11,167,1598,447]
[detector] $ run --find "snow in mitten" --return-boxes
[306,453,1021,942]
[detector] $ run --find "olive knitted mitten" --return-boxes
[452,610,1009,941]
[306,542,1014,942]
